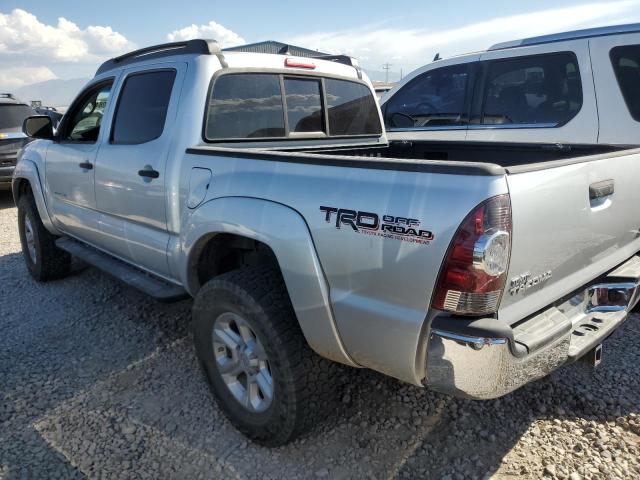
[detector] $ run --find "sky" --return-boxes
[2,0,640,91]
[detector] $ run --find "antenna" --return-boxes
[382,62,392,83]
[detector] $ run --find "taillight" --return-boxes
[284,58,316,69]
[431,195,512,316]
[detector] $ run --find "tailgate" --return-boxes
[500,150,640,324]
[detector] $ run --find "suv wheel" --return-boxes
[192,265,340,446]
[17,192,71,281]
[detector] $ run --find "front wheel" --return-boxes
[192,266,340,446]
[17,192,71,281]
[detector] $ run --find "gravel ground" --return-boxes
[1,189,639,480]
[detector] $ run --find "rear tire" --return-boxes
[17,192,71,281]
[192,265,340,446]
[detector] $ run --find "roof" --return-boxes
[224,40,328,58]
[490,23,640,51]
[0,93,27,105]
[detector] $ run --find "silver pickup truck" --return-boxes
[13,39,640,446]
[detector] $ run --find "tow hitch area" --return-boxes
[582,343,603,368]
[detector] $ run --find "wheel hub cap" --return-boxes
[212,312,273,412]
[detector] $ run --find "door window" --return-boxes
[111,70,176,144]
[610,44,640,122]
[384,64,471,129]
[64,82,113,142]
[480,52,582,126]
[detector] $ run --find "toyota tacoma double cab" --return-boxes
[14,37,640,446]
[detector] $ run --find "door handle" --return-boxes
[78,161,93,170]
[138,166,160,179]
[589,179,614,200]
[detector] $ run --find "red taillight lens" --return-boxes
[284,58,316,69]
[432,195,512,316]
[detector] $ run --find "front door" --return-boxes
[45,79,115,243]
[93,65,183,278]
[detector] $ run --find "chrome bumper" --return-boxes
[425,256,640,400]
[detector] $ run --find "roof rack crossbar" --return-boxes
[311,54,363,79]
[96,39,226,75]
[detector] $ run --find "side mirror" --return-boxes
[23,115,54,139]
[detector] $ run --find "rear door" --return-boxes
[467,40,597,143]
[590,32,640,144]
[93,64,184,278]
[500,151,640,324]
[382,55,479,141]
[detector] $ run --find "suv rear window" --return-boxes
[0,104,35,131]
[480,52,582,126]
[610,45,640,122]
[205,73,380,141]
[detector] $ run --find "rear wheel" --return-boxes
[17,192,71,281]
[192,266,340,446]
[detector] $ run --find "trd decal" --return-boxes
[320,206,434,245]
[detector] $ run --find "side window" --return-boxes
[64,82,112,142]
[206,74,285,139]
[480,52,582,126]
[326,79,382,136]
[111,70,176,144]
[610,45,640,122]
[283,77,324,133]
[384,64,471,129]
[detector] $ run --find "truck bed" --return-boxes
[299,140,630,170]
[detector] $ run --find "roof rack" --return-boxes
[311,54,362,79]
[96,39,227,75]
[489,23,640,51]
[0,93,16,99]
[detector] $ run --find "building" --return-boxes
[224,40,329,58]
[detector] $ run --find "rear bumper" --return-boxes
[425,255,640,399]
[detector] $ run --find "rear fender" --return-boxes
[182,196,357,367]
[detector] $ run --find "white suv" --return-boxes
[381,23,640,145]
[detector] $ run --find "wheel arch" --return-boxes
[182,196,357,367]
[12,159,61,235]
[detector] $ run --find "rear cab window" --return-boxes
[205,72,381,141]
[610,44,640,122]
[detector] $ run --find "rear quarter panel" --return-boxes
[180,150,508,384]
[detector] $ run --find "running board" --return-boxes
[55,237,188,302]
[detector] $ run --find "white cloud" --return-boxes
[0,8,134,91]
[167,20,245,47]
[0,66,57,90]
[0,8,134,62]
[287,0,640,77]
